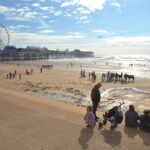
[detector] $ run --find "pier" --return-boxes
[0,47,94,61]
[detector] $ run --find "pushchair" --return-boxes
[99,102,124,129]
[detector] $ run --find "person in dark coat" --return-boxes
[91,82,102,120]
[125,105,139,128]
[139,109,150,132]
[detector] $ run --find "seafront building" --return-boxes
[0,46,94,61]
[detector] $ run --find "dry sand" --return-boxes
[0,62,150,150]
[0,63,150,95]
[0,88,150,150]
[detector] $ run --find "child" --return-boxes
[84,106,95,127]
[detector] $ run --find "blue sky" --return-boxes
[0,0,150,55]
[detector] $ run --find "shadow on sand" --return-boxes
[124,127,150,146]
[78,127,94,150]
[124,126,138,138]
[100,129,122,150]
[138,130,150,146]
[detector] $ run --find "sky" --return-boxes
[0,0,150,55]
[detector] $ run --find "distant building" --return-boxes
[4,46,16,52]
[72,49,94,57]
[16,46,48,52]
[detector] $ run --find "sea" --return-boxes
[47,55,150,78]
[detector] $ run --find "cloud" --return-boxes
[6,11,38,21]
[8,25,30,30]
[73,11,77,14]
[51,0,61,3]
[32,3,40,7]
[61,2,73,8]
[9,29,150,55]
[80,9,91,14]
[103,36,150,46]
[68,32,84,36]
[59,0,106,12]
[39,29,55,33]
[0,5,38,21]
[59,0,106,18]
[54,10,62,16]
[75,15,90,24]
[111,2,121,8]
[0,5,15,13]
[0,5,9,13]
[42,15,49,19]
[21,0,32,1]
[40,0,46,2]
[39,7,49,11]
[93,29,114,38]
[71,0,106,12]
[93,29,110,35]
[10,30,85,47]
[64,13,72,17]
[49,20,57,23]
[76,7,91,14]
[79,16,88,20]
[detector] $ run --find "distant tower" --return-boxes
[0,24,10,51]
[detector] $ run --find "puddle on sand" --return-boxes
[22,90,91,106]
[21,87,150,110]
[101,87,150,101]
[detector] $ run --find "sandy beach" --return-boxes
[0,62,150,111]
[0,61,150,150]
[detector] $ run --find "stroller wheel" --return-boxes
[98,122,103,129]
[110,124,117,130]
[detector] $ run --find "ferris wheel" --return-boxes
[0,24,10,51]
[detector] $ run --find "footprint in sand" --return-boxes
[66,87,74,92]
[24,89,30,91]
[32,89,38,92]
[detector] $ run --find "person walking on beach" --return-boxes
[89,72,91,80]
[91,82,102,121]
[80,69,83,77]
[84,106,95,127]
[40,67,43,73]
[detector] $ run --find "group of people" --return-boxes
[125,105,150,132]
[67,62,73,68]
[6,70,22,80]
[6,70,17,79]
[6,68,34,80]
[40,64,53,73]
[26,69,33,75]
[84,82,102,127]
[80,69,134,84]
[80,70,97,82]
[84,82,150,132]
[102,71,135,83]
[89,72,97,82]
[80,69,86,78]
